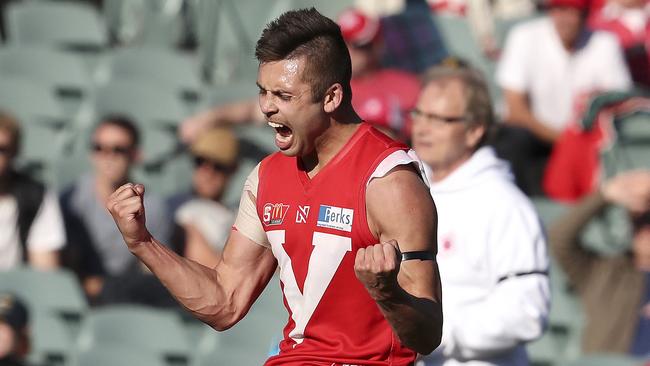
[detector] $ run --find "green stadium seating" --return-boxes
[71,345,167,366]
[0,77,71,174]
[102,0,186,48]
[192,275,285,366]
[94,80,190,162]
[0,45,94,116]
[294,0,353,19]
[28,310,75,366]
[77,305,192,365]
[102,47,203,104]
[0,267,87,318]
[527,332,560,366]
[431,15,499,102]
[0,267,87,341]
[565,354,644,366]
[4,1,108,50]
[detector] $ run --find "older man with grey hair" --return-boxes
[412,66,550,366]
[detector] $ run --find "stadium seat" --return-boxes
[133,152,193,197]
[0,45,94,116]
[0,77,72,181]
[192,275,285,366]
[565,354,644,366]
[77,305,192,365]
[294,0,353,19]
[431,15,499,101]
[102,0,186,48]
[28,310,75,366]
[197,0,293,83]
[101,47,203,104]
[71,345,167,366]
[93,80,190,162]
[0,267,87,335]
[527,332,560,366]
[4,1,108,50]
[530,197,569,229]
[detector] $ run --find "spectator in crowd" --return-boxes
[429,0,537,58]
[495,0,632,195]
[0,112,65,271]
[60,116,173,304]
[0,293,30,366]
[179,7,422,142]
[338,7,422,138]
[378,0,449,73]
[590,0,650,87]
[168,127,238,267]
[412,66,549,365]
[549,169,650,356]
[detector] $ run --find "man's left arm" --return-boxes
[26,190,65,270]
[358,165,443,355]
[443,199,549,360]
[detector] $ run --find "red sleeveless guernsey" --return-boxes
[257,123,417,366]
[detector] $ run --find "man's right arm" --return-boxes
[502,89,561,143]
[107,183,277,330]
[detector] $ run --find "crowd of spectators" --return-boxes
[0,0,649,364]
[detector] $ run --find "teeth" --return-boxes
[268,122,283,128]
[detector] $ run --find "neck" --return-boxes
[301,107,363,178]
[0,169,14,195]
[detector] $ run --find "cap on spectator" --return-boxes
[0,293,28,332]
[337,8,381,46]
[547,0,589,10]
[190,127,239,168]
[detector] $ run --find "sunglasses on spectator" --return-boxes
[193,156,234,173]
[91,143,133,155]
[410,109,467,124]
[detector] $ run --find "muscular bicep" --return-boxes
[211,229,277,326]
[366,165,441,301]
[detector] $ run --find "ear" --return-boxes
[323,83,344,114]
[465,123,486,149]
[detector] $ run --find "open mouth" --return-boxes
[268,121,293,150]
[268,121,292,137]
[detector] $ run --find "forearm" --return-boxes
[28,250,60,270]
[506,111,559,143]
[549,192,606,252]
[503,91,560,143]
[374,282,443,355]
[129,237,236,329]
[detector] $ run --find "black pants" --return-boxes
[491,125,552,197]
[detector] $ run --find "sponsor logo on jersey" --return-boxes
[317,205,354,232]
[295,205,310,224]
[263,203,289,226]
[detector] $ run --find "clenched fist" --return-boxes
[354,240,401,301]
[106,183,151,250]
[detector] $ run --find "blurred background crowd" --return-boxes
[0,0,648,365]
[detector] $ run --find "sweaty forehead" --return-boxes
[257,58,310,91]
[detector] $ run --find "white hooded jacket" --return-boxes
[419,146,550,366]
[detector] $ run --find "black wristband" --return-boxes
[401,251,434,261]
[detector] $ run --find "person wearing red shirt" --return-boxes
[107,8,443,366]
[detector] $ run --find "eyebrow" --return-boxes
[256,82,292,95]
